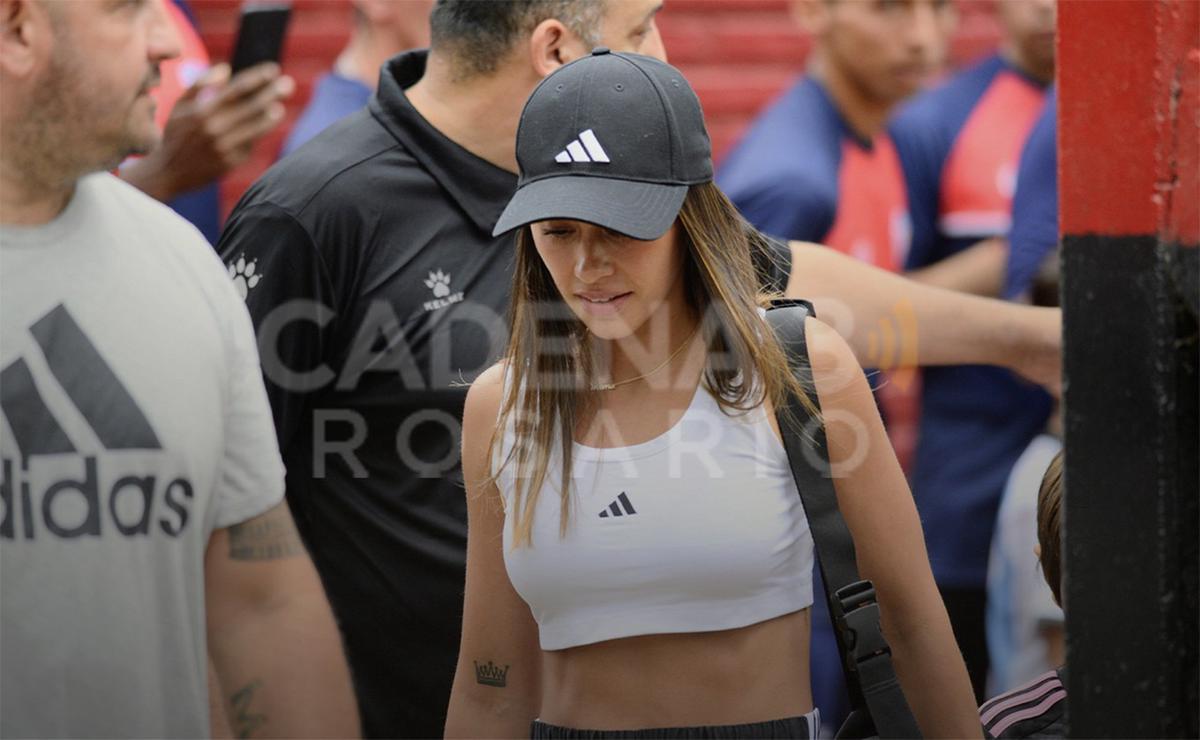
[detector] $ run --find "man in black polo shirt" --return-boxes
[217,3,667,735]
[217,1,1061,735]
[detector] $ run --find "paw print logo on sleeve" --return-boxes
[228,255,262,300]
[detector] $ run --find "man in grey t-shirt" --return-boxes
[0,1,357,736]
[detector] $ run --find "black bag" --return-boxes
[765,300,922,740]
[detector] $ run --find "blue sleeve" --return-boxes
[716,81,840,243]
[166,184,221,245]
[891,104,949,270]
[719,167,837,243]
[279,75,373,159]
[1004,94,1058,299]
[281,106,348,159]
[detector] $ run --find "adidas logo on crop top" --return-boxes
[598,492,636,518]
[492,51,815,655]
[495,376,816,652]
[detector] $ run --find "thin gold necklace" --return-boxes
[590,324,700,392]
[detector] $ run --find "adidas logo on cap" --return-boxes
[494,50,713,241]
[555,129,610,164]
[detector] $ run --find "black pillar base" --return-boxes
[1062,234,1199,737]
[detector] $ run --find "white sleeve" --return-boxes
[213,272,287,528]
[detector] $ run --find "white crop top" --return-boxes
[494,379,815,651]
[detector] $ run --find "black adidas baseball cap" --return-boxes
[492,48,713,241]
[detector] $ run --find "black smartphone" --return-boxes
[229,2,292,75]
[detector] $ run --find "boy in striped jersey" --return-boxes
[980,451,1066,738]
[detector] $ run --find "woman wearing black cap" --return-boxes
[445,50,980,739]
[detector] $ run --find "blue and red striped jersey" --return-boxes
[717,77,911,273]
[894,54,1046,262]
[891,54,1053,588]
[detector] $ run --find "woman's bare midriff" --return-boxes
[537,609,813,730]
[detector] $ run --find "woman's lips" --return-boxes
[575,291,633,317]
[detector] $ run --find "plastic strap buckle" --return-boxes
[833,580,890,669]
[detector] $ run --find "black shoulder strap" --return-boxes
[765,300,922,740]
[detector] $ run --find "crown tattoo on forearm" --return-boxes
[473,660,510,688]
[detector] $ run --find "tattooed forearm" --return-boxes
[230,679,267,739]
[473,660,510,687]
[227,504,305,561]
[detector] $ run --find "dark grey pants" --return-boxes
[530,709,820,739]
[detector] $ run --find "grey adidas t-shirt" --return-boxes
[0,174,285,738]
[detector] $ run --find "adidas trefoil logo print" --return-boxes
[555,129,610,164]
[599,491,637,518]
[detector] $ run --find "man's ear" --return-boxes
[527,17,590,79]
[0,0,44,78]
[790,0,831,37]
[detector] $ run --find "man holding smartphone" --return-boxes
[121,0,293,244]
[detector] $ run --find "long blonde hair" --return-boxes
[490,182,818,547]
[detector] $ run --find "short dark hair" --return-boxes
[429,0,605,79]
[1037,450,1065,606]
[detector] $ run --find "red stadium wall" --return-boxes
[187,0,1003,218]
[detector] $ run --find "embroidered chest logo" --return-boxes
[599,492,637,518]
[227,255,262,300]
[555,129,610,164]
[422,269,464,312]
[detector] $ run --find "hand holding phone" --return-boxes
[124,62,295,200]
[230,2,293,75]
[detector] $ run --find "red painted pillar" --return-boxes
[1058,0,1198,735]
[1059,0,1199,245]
